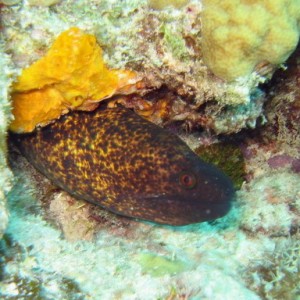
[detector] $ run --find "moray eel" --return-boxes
[12,106,234,225]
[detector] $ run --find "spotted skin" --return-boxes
[13,106,234,225]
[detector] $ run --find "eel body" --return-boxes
[13,106,234,225]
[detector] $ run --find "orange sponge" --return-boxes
[10,27,140,133]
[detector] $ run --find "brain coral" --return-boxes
[202,0,300,81]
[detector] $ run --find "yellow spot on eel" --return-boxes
[12,106,234,225]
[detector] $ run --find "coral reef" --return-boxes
[240,44,300,182]
[10,27,141,133]
[1,0,300,299]
[0,41,14,238]
[2,0,297,134]
[262,45,300,146]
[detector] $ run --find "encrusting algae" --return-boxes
[10,27,141,133]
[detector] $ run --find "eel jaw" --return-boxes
[112,192,233,226]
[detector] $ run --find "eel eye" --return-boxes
[179,172,197,189]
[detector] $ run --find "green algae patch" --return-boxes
[149,0,188,10]
[195,142,245,190]
[160,24,189,61]
[137,253,190,277]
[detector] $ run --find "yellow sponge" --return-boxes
[202,0,300,81]
[10,28,139,133]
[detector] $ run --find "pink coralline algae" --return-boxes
[267,154,294,169]
[266,154,300,174]
[292,159,300,173]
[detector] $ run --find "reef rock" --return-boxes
[0,43,13,238]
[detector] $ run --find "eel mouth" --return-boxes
[113,192,234,226]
